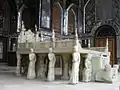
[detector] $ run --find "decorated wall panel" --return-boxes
[85,0,95,33]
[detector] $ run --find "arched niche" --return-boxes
[52,2,62,34]
[95,25,116,66]
[68,9,75,35]
[95,25,116,37]
[22,7,36,31]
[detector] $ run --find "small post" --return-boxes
[40,31,44,42]
[35,24,37,32]
[88,39,90,48]
[105,38,108,53]
[52,29,55,48]
[74,28,82,49]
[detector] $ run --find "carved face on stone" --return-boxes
[28,29,31,33]
[30,48,34,53]
[104,64,111,71]
[49,48,53,53]
[73,45,78,52]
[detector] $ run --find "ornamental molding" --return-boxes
[90,20,120,36]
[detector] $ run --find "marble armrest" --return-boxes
[111,65,119,82]
[95,65,119,83]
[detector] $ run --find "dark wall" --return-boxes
[22,7,37,31]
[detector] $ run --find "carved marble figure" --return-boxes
[27,48,36,79]
[18,21,26,43]
[70,45,80,84]
[25,29,35,43]
[35,25,40,42]
[95,64,118,83]
[83,54,92,82]
[18,30,26,43]
[35,31,40,42]
[47,48,56,81]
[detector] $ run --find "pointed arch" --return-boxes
[67,3,75,11]
[68,9,75,34]
[94,25,116,66]
[53,1,62,10]
[67,4,77,35]
[52,1,62,34]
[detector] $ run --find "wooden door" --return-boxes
[95,37,116,66]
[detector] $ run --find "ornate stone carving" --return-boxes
[36,55,46,79]
[25,29,35,43]
[18,21,26,43]
[95,64,119,83]
[69,45,80,84]
[82,54,92,82]
[35,25,40,42]
[112,0,120,26]
[47,48,56,81]
[27,48,36,79]
[90,20,120,36]
[85,0,95,33]
[35,31,40,42]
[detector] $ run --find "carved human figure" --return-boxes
[96,64,113,82]
[21,21,25,31]
[12,43,16,51]
[47,48,56,81]
[35,25,40,42]
[113,65,119,80]
[70,45,80,84]
[102,64,113,82]
[25,29,35,43]
[17,21,27,43]
[35,31,40,42]
[83,54,92,82]
[17,12,21,32]
[18,30,26,43]
[27,48,36,79]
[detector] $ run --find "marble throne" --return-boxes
[16,26,119,83]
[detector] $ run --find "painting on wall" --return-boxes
[40,0,51,29]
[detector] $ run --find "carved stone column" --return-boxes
[36,54,46,79]
[17,11,22,32]
[17,4,25,32]
[63,11,68,35]
[16,53,21,76]
[61,54,69,80]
